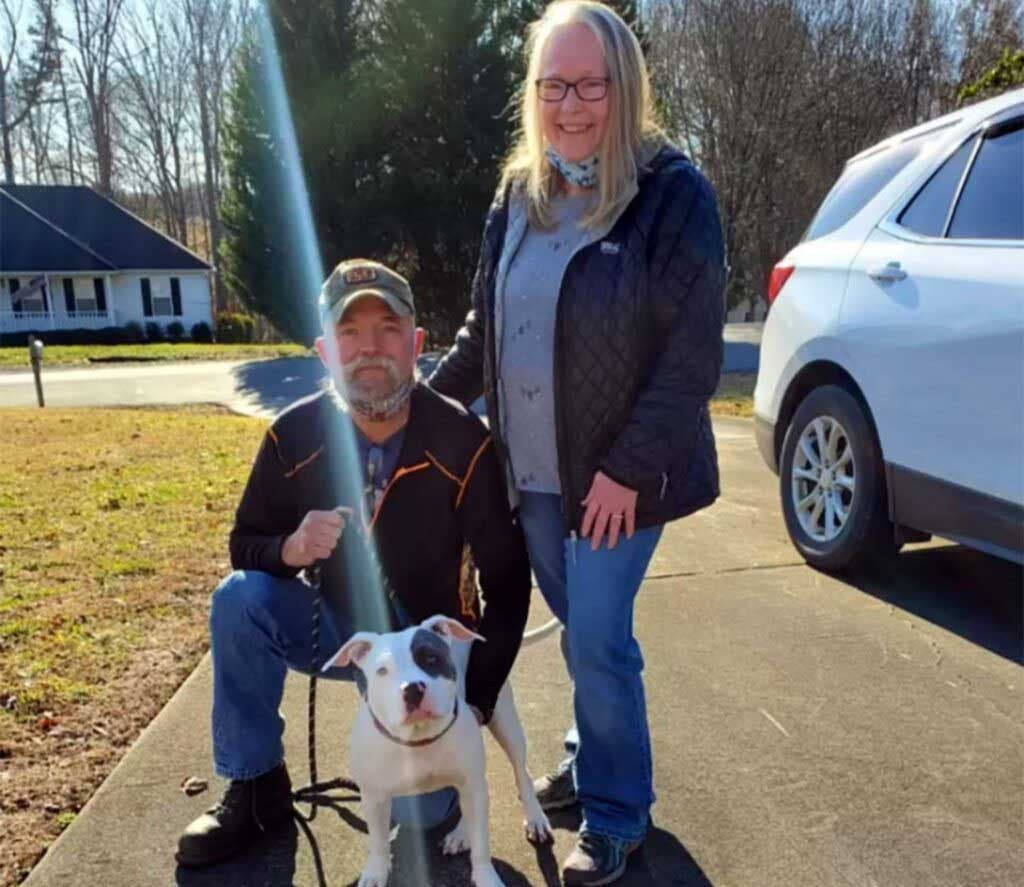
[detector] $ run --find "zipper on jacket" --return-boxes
[660,472,669,500]
[553,231,612,536]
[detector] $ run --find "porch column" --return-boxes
[47,275,56,330]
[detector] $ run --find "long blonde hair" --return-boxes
[500,1,664,231]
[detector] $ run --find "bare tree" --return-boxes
[0,0,58,184]
[54,47,79,182]
[117,0,192,244]
[181,0,250,310]
[954,0,1024,94]
[65,0,126,194]
[647,0,965,312]
[18,66,60,179]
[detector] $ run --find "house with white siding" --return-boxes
[0,185,212,337]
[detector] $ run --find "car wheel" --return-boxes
[779,385,899,572]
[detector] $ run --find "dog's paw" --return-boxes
[357,857,390,887]
[471,863,506,887]
[441,820,470,855]
[524,810,553,844]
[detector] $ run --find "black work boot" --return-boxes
[176,763,293,868]
[534,757,578,812]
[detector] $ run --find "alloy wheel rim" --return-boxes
[791,415,856,543]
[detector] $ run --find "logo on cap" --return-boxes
[343,266,378,285]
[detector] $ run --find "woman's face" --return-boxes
[538,23,610,164]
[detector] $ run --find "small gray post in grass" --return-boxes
[28,336,45,407]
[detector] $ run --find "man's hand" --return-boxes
[281,508,350,568]
[580,470,638,551]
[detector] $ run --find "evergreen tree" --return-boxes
[219,0,644,345]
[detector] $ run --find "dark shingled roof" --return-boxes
[0,185,211,273]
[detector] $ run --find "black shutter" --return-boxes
[64,279,76,314]
[141,278,153,316]
[170,277,182,316]
[10,279,20,316]
[94,278,106,312]
[9,278,19,293]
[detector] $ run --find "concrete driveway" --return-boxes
[21,416,1023,887]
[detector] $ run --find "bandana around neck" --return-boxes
[545,146,600,189]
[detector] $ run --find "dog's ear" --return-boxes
[421,615,486,644]
[322,631,377,671]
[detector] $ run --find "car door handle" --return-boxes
[868,261,907,283]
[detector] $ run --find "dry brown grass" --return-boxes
[0,406,266,885]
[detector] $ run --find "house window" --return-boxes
[153,291,173,316]
[62,278,96,314]
[142,277,173,317]
[11,278,43,313]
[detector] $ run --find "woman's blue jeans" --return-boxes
[518,491,662,843]
[209,569,456,829]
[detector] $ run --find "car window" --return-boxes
[948,118,1024,240]
[804,140,924,241]
[897,137,977,237]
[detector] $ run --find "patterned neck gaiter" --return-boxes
[545,146,600,189]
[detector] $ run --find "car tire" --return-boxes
[779,385,899,572]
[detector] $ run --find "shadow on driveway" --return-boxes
[833,545,1022,664]
[232,357,327,417]
[232,355,486,418]
[174,801,715,886]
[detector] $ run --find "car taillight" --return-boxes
[767,263,795,306]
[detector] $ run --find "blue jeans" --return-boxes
[518,491,662,843]
[209,569,457,829]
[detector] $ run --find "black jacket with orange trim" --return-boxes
[228,382,532,721]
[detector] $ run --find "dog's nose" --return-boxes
[402,681,426,711]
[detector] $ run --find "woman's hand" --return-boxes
[580,471,638,551]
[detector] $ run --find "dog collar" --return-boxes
[368,699,459,748]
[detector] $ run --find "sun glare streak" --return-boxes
[255,4,391,633]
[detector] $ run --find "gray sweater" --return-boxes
[499,193,593,493]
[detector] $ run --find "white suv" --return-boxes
[754,88,1024,570]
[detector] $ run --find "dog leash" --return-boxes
[292,501,406,821]
[292,557,362,822]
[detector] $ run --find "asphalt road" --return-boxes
[20,416,1023,887]
[0,324,764,415]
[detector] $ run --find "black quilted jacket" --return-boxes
[430,144,727,533]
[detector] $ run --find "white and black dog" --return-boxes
[323,614,554,887]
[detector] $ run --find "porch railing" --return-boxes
[0,310,112,334]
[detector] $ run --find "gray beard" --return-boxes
[325,359,416,421]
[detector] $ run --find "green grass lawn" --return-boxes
[0,341,311,369]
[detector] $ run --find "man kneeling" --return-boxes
[176,259,531,867]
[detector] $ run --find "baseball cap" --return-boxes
[318,259,415,325]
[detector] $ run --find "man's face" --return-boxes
[316,298,424,410]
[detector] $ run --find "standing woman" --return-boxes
[430,1,725,882]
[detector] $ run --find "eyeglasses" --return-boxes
[535,77,610,102]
